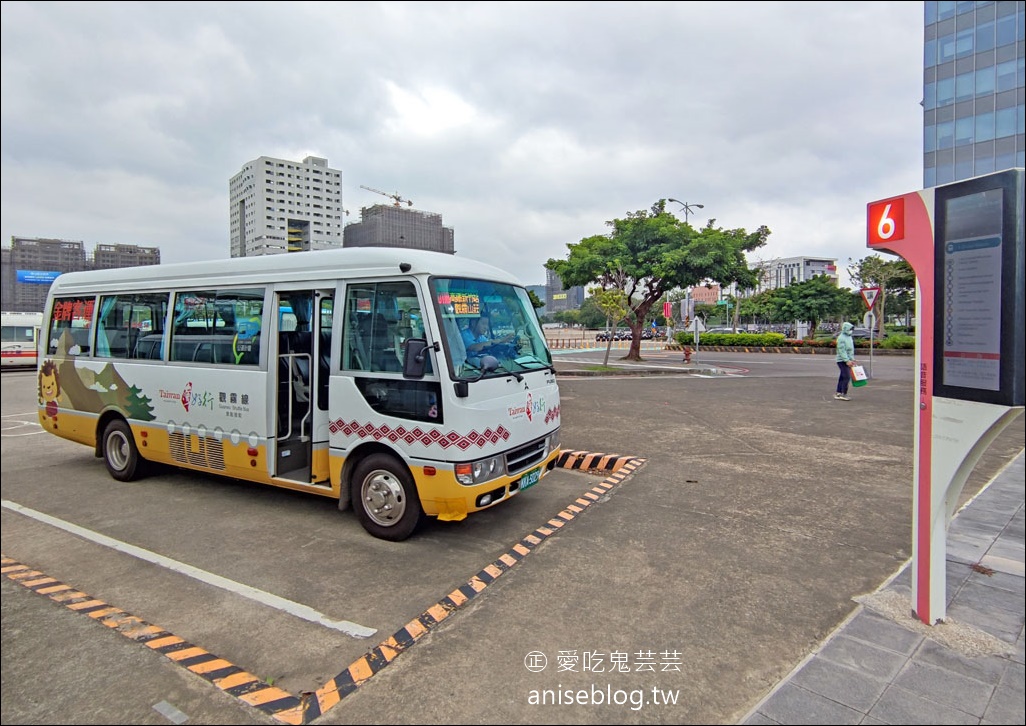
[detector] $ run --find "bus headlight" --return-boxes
[455,455,505,486]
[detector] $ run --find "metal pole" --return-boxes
[694,314,701,360]
[867,310,876,378]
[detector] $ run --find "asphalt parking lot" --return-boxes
[2,354,1022,724]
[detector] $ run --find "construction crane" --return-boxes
[360,185,413,207]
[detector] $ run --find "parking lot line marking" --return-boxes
[2,451,647,725]
[0,555,307,725]
[1,499,376,638]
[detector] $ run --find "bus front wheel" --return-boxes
[351,453,423,541]
[102,419,144,482]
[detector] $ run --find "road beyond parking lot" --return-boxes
[2,356,1022,724]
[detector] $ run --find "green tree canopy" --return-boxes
[847,254,915,335]
[766,274,851,338]
[588,286,630,365]
[577,295,610,330]
[545,200,769,360]
[552,309,580,327]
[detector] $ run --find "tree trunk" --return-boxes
[622,323,643,361]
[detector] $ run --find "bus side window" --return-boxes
[47,297,94,356]
[343,310,369,371]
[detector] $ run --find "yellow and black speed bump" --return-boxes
[2,450,645,725]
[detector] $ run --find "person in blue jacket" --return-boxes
[461,316,515,365]
[834,321,857,401]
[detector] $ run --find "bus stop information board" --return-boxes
[938,190,1003,390]
[932,170,1024,406]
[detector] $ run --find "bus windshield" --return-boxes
[432,277,552,380]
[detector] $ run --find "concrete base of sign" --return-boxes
[913,397,1024,623]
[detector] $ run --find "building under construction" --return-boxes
[1,236,160,312]
[343,204,454,254]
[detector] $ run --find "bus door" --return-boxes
[274,290,333,483]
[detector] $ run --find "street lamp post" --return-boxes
[669,199,705,362]
[667,198,704,224]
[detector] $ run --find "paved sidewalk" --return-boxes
[741,451,1025,725]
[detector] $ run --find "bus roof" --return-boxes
[47,247,526,293]
[1,311,44,323]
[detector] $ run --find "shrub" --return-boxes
[878,334,915,349]
[674,332,786,346]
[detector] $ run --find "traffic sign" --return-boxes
[860,287,880,309]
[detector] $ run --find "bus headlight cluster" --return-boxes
[546,428,560,453]
[455,455,505,486]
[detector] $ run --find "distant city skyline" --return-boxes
[2,3,929,289]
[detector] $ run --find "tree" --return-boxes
[545,200,769,360]
[526,289,544,310]
[588,286,630,366]
[577,295,610,329]
[766,274,851,338]
[847,254,915,336]
[694,303,719,324]
[739,291,775,327]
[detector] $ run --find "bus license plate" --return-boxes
[519,467,541,491]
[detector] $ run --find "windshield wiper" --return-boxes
[514,355,555,373]
[464,355,523,382]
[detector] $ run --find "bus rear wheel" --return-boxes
[102,419,144,482]
[351,453,422,541]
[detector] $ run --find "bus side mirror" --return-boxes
[403,338,428,379]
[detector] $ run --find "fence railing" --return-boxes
[544,336,668,350]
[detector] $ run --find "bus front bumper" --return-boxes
[415,450,560,521]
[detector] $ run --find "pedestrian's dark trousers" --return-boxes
[836,361,851,394]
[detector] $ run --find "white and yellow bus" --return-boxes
[38,248,561,540]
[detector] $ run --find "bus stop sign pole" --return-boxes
[866,168,1025,626]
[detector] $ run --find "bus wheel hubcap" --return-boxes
[363,472,405,525]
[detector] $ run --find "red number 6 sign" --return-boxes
[867,197,905,246]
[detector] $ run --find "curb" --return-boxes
[555,366,719,377]
[661,344,914,355]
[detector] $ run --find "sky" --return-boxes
[0,1,925,290]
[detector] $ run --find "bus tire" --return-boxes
[351,453,422,541]
[102,419,144,482]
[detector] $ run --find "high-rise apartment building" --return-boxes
[1,237,160,312]
[922,1,1025,186]
[229,155,345,257]
[343,204,455,253]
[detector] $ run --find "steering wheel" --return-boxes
[484,341,518,359]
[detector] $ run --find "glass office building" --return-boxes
[923,1,1025,186]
